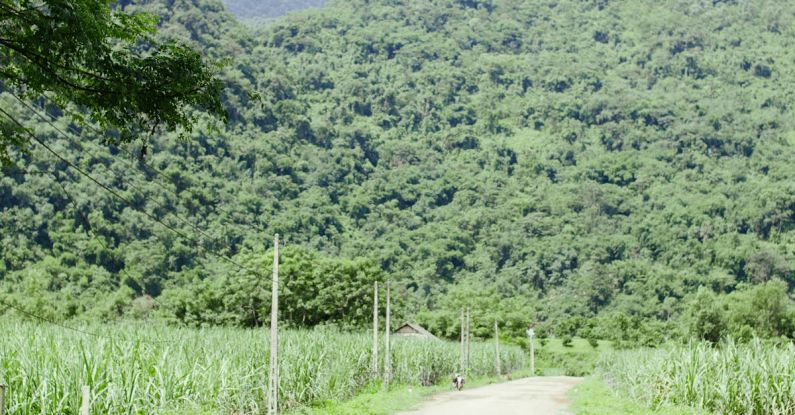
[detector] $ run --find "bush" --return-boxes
[561,335,573,347]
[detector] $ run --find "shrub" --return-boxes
[561,335,573,347]
[587,337,599,348]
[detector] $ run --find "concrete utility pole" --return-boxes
[494,321,501,375]
[372,281,379,377]
[80,386,90,415]
[459,309,465,372]
[268,234,280,415]
[383,280,392,387]
[527,327,535,376]
[466,308,471,375]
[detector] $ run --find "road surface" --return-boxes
[397,376,583,415]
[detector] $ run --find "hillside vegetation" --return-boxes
[1,0,793,344]
[221,0,326,23]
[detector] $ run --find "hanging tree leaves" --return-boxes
[0,0,225,163]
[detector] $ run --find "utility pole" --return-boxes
[80,385,90,415]
[495,321,501,375]
[268,234,279,415]
[466,308,471,376]
[372,281,378,378]
[0,384,5,415]
[459,309,465,373]
[383,280,391,387]
[527,327,535,376]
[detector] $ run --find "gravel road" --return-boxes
[396,376,584,415]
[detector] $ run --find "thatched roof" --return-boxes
[393,323,439,340]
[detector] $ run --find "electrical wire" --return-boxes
[23,92,270,236]
[0,106,263,279]
[0,299,183,345]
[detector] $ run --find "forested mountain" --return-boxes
[1,0,793,343]
[221,0,326,24]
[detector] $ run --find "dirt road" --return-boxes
[396,376,583,415]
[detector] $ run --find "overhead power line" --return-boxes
[0,299,183,345]
[43,167,168,305]
[0,93,280,336]
[27,92,270,236]
[16,95,211,214]
[7,92,230,249]
[0,106,263,279]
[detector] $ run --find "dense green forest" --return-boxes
[221,0,326,24]
[1,0,793,345]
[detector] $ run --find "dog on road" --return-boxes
[452,374,465,391]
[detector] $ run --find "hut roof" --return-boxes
[393,323,439,340]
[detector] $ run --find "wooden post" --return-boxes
[383,281,391,387]
[0,384,5,415]
[268,234,279,415]
[80,385,89,415]
[459,309,465,372]
[372,281,378,378]
[494,321,501,376]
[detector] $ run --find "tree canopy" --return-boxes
[0,0,225,164]
[221,0,326,25]
[0,0,793,345]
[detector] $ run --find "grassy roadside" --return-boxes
[292,369,534,415]
[568,376,705,415]
[535,337,612,376]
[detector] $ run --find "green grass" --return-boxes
[294,383,433,415]
[570,377,704,415]
[0,320,525,414]
[535,337,613,376]
[597,339,795,415]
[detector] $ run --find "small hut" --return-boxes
[393,323,439,340]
